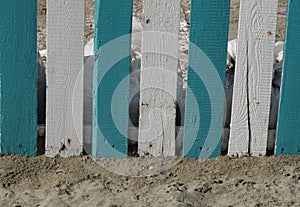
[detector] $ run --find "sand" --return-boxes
[3,0,297,206]
[0,155,299,206]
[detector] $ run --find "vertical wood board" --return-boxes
[229,0,278,156]
[184,0,230,158]
[138,0,180,156]
[0,0,37,156]
[92,0,133,158]
[276,0,300,155]
[46,0,84,157]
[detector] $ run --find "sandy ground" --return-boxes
[2,0,297,206]
[0,155,299,206]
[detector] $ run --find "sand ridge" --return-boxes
[0,155,299,206]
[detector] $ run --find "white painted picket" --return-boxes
[46,0,85,157]
[138,0,181,156]
[229,0,278,156]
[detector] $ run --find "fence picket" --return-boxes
[276,0,300,155]
[0,0,37,156]
[138,0,180,156]
[92,0,133,158]
[229,0,278,156]
[46,0,84,157]
[184,0,230,158]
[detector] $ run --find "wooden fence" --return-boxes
[0,0,299,158]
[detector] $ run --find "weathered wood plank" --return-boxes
[0,0,37,156]
[276,0,300,155]
[184,0,230,158]
[223,128,277,155]
[93,0,133,158]
[229,0,278,156]
[138,0,180,156]
[46,0,84,157]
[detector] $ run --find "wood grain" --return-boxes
[92,0,133,158]
[138,0,180,156]
[46,0,84,157]
[184,0,230,158]
[223,128,277,155]
[229,0,278,156]
[0,0,37,156]
[276,0,300,155]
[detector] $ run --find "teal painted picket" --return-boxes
[276,0,300,155]
[92,0,133,158]
[184,0,230,158]
[0,0,37,156]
